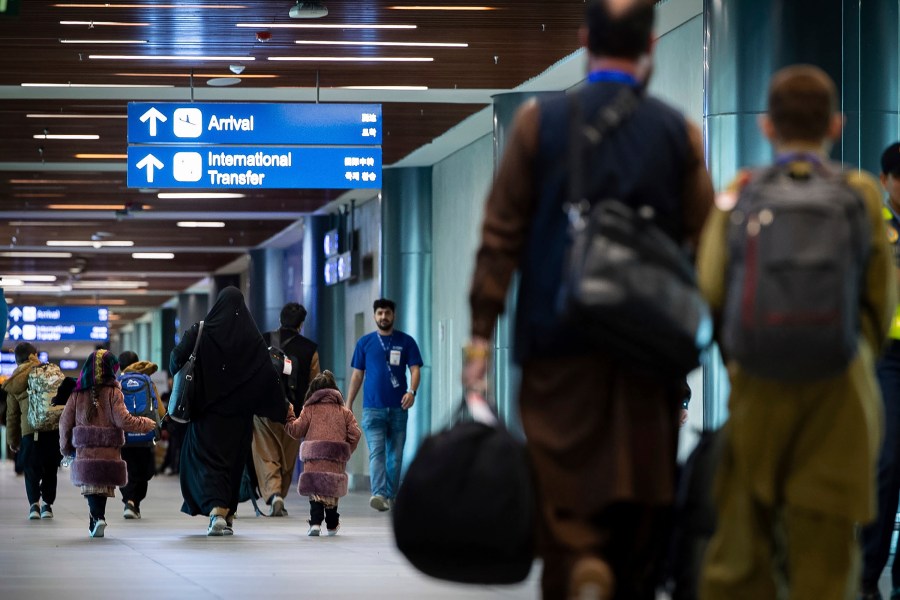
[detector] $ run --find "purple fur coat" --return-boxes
[59,381,156,488]
[285,388,361,499]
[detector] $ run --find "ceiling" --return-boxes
[0,0,584,334]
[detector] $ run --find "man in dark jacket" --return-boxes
[463,1,714,598]
[254,302,320,516]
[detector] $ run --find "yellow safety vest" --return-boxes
[883,206,900,339]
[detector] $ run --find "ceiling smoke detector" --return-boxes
[289,1,328,19]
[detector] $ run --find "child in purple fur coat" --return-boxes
[286,370,361,536]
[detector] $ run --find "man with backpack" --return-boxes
[117,350,162,519]
[860,142,900,600]
[254,302,320,517]
[3,342,61,520]
[697,65,897,599]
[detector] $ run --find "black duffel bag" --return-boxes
[393,393,534,584]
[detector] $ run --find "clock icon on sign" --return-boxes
[173,108,203,138]
[173,152,203,182]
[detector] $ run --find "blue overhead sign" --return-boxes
[128,102,381,146]
[127,146,381,189]
[5,305,109,342]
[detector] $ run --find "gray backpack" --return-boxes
[721,162,870,381]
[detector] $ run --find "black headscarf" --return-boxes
[193,287,284,420]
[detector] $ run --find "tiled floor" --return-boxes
[0,460,539,599]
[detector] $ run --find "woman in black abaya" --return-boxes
[170,286,285,536]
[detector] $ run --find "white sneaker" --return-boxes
[269,495,286,517]
[369,495,389,512]
[207,515,228,536]
[307,523,321,536]
[90,519,107,538]
[123,503,139,520]
[28,503,40,520]
[325,524,340,537]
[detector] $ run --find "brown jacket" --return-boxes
[286,389,361,499]
[59,381,156,488]
[2,356,41,448]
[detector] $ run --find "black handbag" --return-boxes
[392,393,534,584]
[167,320,204,424]
[557,88,713,378]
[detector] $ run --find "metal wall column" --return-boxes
[381,167,432,462]
[176,293,208,341]
[248,248,285,333]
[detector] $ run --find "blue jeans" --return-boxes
[362,407,408,500]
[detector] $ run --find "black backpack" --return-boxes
[267,330,299,406]
[721,162,871,381]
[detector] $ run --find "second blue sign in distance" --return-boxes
[128,102,382,146]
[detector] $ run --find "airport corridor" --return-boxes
[0,459,539,599]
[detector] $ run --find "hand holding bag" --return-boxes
[167,320,204,423]
[392,391,534,584]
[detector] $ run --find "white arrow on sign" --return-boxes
[139,107,167,137]
[9,306,22,321]
[8,325,21,340]
[136,154,164,183]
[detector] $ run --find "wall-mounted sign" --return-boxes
[128,102,381,146]
[127,146,381,189]
[59,359,79,370]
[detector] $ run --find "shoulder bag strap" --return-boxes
[190,320,204,359]
[566,86,641,222]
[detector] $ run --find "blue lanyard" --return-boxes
[775,151,823,167]
[587,70,640,87]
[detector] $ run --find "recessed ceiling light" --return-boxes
[9,221,102,227]
[60,20,149,26]
[133,252,175,259]
[46,204,134,210]
[0,252,73,258]
[33,134,100,140]
[177,221,226,228]
[71,281,149,289]
[46,240,134,247]
[157,192,245,199]
[295,39,466,48]
[27,113,126,119]
[114,72,277,79]
[54,3,247,8]
[60,39,148,44]
[339,85,428,90]
[237,23,416,29]
[207,77,242,87]
[387,5,498,9]
[90,54,256,61]
[0,275,57,282]
[21,83,174,88]
[0,278,25,286]
[75,154,127,159]
[268,56,434,62]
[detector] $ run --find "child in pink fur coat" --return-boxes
[286,370,361,536]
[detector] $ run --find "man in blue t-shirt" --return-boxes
[346,298,422,512]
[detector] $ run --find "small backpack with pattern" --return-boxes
[26,363,66,432]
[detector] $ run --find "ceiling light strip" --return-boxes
[295,39,466,48]
[268,56,433,62]
[90,55,256,61]
[22,83,174,88]
[33,134,99,140]
[388,5,497,9]
[0,252,73,258]
[75,154,127,159]
[27,114,126,119]
[60,39,148,44]
[54,4,247,8]
[237,23,416,29]
[176,221,226,228]
[60,21,149,26]
[0,275,57,282]
[46,241,135,247]
[114,73,276,78]
[133,253,175,259]
[339,85,429,90]
[157,192,245,199]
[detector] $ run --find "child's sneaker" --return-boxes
[28,503,40,520]
[369,495,389,512]
[307,523,321,536]
[90,518,107,538]
[40,504,53,519]
[269,495,286,517]
[325,523,340,537]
